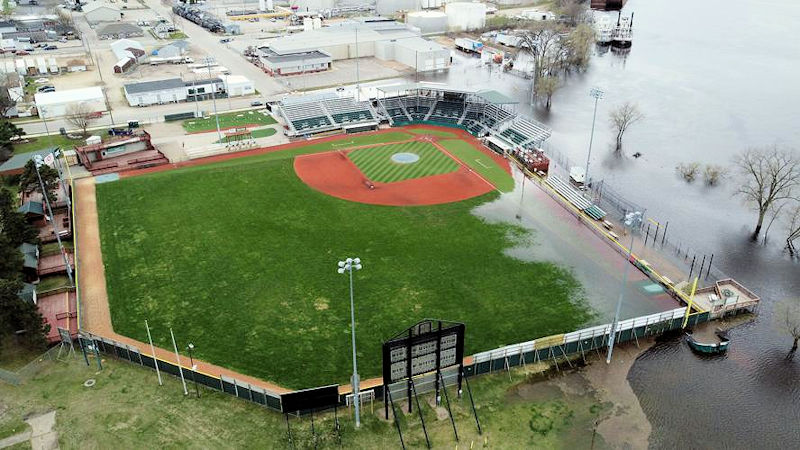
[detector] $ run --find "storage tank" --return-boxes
[407,10,448,34]
[377,0,419,16]
[445,2,486,31]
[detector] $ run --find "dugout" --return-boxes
[343,122,378,134]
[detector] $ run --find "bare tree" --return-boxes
[53,7,75,27]
[786,203,800,255]
[676,162,700,182]
[558,0,588,25]
[773,298,800,359]
[519,23,565,85]
[65,103,96,137]
[734,146,800,240]
[703,164,726,186]
[610,102,644,152]
[565,24,595,70]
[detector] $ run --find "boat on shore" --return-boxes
[686,329,730,355]
[595,16,614,45]
[611,12,633,48]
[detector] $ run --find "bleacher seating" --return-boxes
[380,98,411,122]
[401,97,434,120]
[324,97,376,125]
[281,101,333,133]
[428,100,465,124]
[545,176,606,220]
[504,118,553,147]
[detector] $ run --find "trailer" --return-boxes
[455,37,483,55]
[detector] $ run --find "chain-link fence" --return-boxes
[0,345,62,386]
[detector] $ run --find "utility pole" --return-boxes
[584,87,604,191]
[33,155,73,287]
[206,57,223,141]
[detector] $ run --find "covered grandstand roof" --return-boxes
[475,90,517,105]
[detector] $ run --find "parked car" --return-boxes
[44,45,58,50]
[34,78,50,84]
[15,51,29,56]
[37,86,55,93]
[219,38,231,43]
[250,101,263,107]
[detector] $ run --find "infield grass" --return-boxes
[95,129,591,389]
[347,141,459,183]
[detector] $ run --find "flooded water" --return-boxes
[415,0,800,446]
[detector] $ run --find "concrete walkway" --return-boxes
[0,411,58,450]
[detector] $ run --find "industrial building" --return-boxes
[123,75,254,106]
[154,40,189,58]
[83,1,122,23]
[111,38,146,73]
[34,86,105,119]
[261,18,450,73]
[257,48,332,76]
[445,2,486,31]
[124,78,223,106]
[97,23,144,40]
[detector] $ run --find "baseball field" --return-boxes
[93,126,592,389]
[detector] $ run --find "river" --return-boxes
[414,0,800,447]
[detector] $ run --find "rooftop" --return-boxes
[0,148,54,175]
[18,201,44,216]
[34,86,104,107]
[124,77,186,94]
[83,1,121,13]
[260,48,331,64]
[97,22,142,35]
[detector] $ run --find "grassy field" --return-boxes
[95,129,591,389]
[215,127,277,143]
[347,141,459,183]
[183,110,277,133]
[0,353,611,449]
[439,139,515,193]
[407,128,458,138]
[12,135,85,154]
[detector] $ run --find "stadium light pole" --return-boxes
[606,211,642,364]
[338,257,363,428]
[584,87,604,192]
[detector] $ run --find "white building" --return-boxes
[264,19,451,73]
[154,40,188,59]
[83,2,122,24]
[35,87,105,118]
[220,75,255,97]
[123,77,224,107]
[377,37,450,72]
[259,49,331,76]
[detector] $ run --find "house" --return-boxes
[154,40,188,58]
[258,48,332,77]
[97,23,144,40]
[67,59,87,72]
[83,1,122,24]
[152,22,174,38]
[34,86,105,118]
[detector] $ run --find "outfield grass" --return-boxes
[183,110,277,133]
[439,139,516,192]
[347,141,459,183]
[0,352,610,449]
[96,131,590,389]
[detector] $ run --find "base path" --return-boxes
[74,178,291,394]
[295,150,495,206]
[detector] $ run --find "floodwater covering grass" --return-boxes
[348,141,459,183]
[439,139,515,193]
[0,352,611,449]
[183,110,277,133]
[95,130,590,389]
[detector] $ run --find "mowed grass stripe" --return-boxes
[348,142,459,183]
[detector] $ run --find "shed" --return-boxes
[155,40,189,58]
[34,87,105,118]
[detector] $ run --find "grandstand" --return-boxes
[374,83,552,149]
[276,93,378,136]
